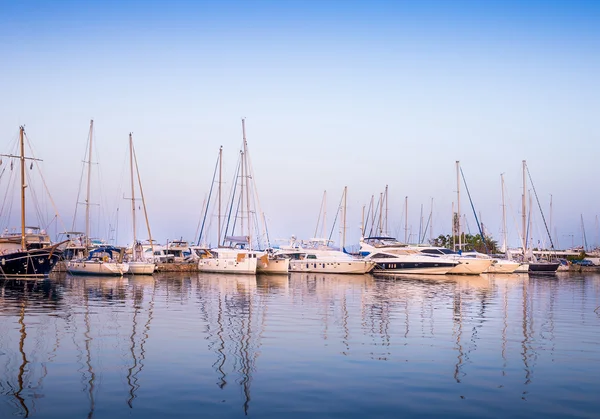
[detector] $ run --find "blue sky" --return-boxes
[1,0,599,249]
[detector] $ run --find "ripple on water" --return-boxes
[0,272,600,418]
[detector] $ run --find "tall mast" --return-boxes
[131,136,155,255]
[404,196,408,243]
[342,186,347,249]
[370,195,375,235]
[129,133,137,257]
[522,160,527,252]
[378,192,383,235]
[456,161,461,251]
[419,203,423,244]
[218,146,223,246]
[19,126,26,249]
[361,205,365,237]
[549,194,553,243]
[501,173,508,253]
[384,185,388,236]
[242,118,252,250]
[429,197,434,242]
[323,190,327,240]
[85,120,94,247]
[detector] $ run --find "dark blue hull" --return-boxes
[0,248,63,278]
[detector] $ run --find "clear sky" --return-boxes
[1,0,599,250]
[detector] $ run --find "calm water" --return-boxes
[1,272,600,418]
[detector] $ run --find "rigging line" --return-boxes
[460,167,488,253]
[197,152,220,245]
[25,133,68,233]
[363,198,373,237]
[72,128,91,232]
[230,189,243,241]
[243,139,268,249]
[263,213,271,249]
[420,213,431,244]
[327,191,345,244]
[526,165,555,250]
[222,155,241,246]
[368,197,381,238]
[314,191,326,238]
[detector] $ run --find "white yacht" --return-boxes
[166,240,200,263]
[67,245,130,276]
[359,237,492,275]
[412,247,493,275]
[278,239,375,274]
[460,251,520,274]
[197,246,258,274]
[256,249,290,274]
[364,250,458,275]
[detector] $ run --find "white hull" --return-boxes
[514,263,529,273]
[67,260,130,276]
[447,258,493,275]
[198,257,257,274]
[128,261,156,275]
[289,260,375,274]
[485,260,520,274]
[257,258,289,274]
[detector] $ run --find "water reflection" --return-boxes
[1,273,600,418]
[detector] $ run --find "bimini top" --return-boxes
[89,246,123,256]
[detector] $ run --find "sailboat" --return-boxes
[518,160,560,274]
[66,120,129,276]
[126,133,156,275]
[0,126,63,277]
[197,144,258,274]
[483,174,520,274]
[198,119,288,274]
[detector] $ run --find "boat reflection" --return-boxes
[0,272,596,416]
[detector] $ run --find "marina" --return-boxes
[2,1,599,417]
[1,271,600,418]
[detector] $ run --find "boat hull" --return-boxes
[485,260,520,274]
[289,260,375,274]
[0,248,62,278]
[198,258,257,274]
[514,263,529,273]
[257,258,289,274]
[67,260,130,276]
[529,262,560,274]
[447,259,493,275]
[128,261,156,275]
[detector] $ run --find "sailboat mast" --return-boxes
[378,192,383,235]
[384,185,388,236]
[429,197,434,242]
[242,118,252,250]
[361,205,365,237]
[342,186,347,249]
[323,191,327,240]
[456,161,461,251]
[419,203,423,244]
[132,137,155,255]
[404,196,408,243]
[19,126,26,249]
[522,160,527,252]
[85,120,94,247]
[129,133,137,256]
[501,173,508,252]
[218,146,223,246]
